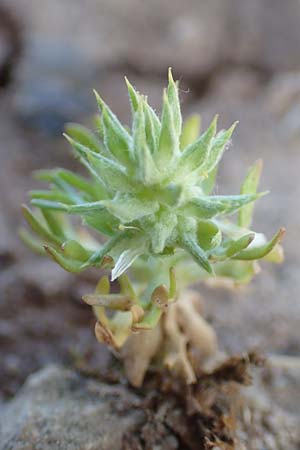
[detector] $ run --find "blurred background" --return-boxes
[0,0,299,412]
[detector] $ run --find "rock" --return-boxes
[0,365,144,450]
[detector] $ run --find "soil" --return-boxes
[0,1,300,448]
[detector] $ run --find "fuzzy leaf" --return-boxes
[125,77,139,113]
[94,90,133,166]
[65,123,104,154]
[167,68,182,136]
[65,135,136,193]
[239,159,263,228]
[31,199,106,214]
[101,107,133,166]
[133,102,160,185]
[154,90,179,167]
[176,115,217,179]
[103,196,159,223]
[83,211,118,236]
[201,122,238,175]
[151,209,177,253]
[180,114,201,150]
[143,100,161,153]
[179,232,213,274]
[182,193,266,220]
[86,232,131,267]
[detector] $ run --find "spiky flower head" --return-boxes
[21,69,284,349]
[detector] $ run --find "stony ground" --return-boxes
[0,1,300,448]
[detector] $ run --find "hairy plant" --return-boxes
[21,69,284,386]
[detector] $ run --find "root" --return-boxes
[120,289,218,387]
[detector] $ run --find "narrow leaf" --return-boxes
[94,90,133,166]
[182,193,266,220]
[44,244,88,272]
[65,123,104,153]
[167,68,182,136]
[133,101,160,185]
[233,228,285,260]
[61,240,92,261]
[210,233,255,261]
[22,205,62,245]
[151,210,177,253]
[179,232,213,274]
[177,115,217,179]
[239,159,263,228]
[201,122,238,175]
[180,114,201,150]
[125,77,139,113]
[154,90,179,167]
[143,100,161,153]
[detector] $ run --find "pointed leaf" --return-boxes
[101,106,133,166]
[154,90,179,167]
[233,228,285,260]
[19,228,46,255]
[133,102,160,185]
[201,122,238,175]
[179,232,213,274]
[151,210,177,253]
[167,68,182,136]
[210,233,255,261]
[111,245,145,281]
[41,210,67,239]
[61,240,92,261]
[143,100,161,153]
[94,90,133,166]
[30,189,75,204]
[22,205,62,245]
[64,135,136,193]
[182,193,266,220]
[44,244,87,272]
[125,76,140,113]
[65,122,104,153]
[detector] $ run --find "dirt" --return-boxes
[0,1,299,448]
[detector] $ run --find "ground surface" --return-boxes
[0,1,299,448]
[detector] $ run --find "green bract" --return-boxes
[21,69,284,352]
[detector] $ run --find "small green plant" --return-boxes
[21,69,284,386]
